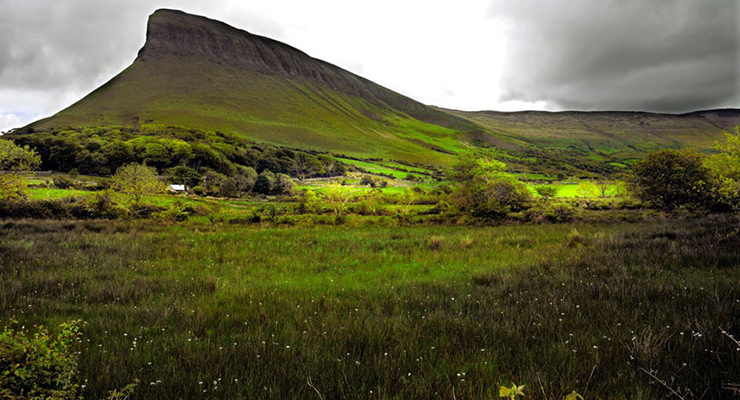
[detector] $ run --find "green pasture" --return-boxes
[1,218,737,399]
[336,158,417,179]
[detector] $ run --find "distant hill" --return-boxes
[24,9,740,171]
[445,108,740,159]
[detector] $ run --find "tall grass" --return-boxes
[1,218,738,399]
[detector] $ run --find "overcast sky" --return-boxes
[1,0,738,132]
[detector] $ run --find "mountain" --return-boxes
[26,9,739,168]
[28,9,478,165]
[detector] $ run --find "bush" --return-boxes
[629,150,715,211]
[0,195,125,220]
[535,185,558,202]
[0,320,137,400]
[544,203,577,223]
[0,320,83,399]
[360,175,376,187]
[449,154,533,222]
[53,175,74,189]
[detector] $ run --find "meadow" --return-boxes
[1,216,738,399]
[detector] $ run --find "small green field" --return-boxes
[525,183,620,198]
[336,158,431,180]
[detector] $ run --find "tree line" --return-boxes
[7,125,346,180]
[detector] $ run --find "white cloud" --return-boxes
[0,113,23,133]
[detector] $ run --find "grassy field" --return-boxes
[336,158,432,180]
[525,183,620,198]
[1,217,738,399]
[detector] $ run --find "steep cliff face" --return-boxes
[136,9,475,131]
[138,10,346,86]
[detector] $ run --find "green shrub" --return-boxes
[0,320,83,399]
[629,150,715,211]
[449,154,533,222]
[53,176,74,189]
[0,320,137,400]
[360,175,376,187]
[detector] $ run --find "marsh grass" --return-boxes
[1,218,738,399]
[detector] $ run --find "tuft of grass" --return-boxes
[428,235,444,250]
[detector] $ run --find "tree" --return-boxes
[300,189,322,214]
[219,177,239,197]
[535,185,558,203]
[360,175,376,187]
[629,149,713,211]
[705,126,740,204]
[0,139,41,171]
[449,154,532,220]
[235,166,258,193]
[201,170,226,196]
[111,163,165,206]
[575,181,600,198]
[273,173,294,195]
[253,171,275,195]
[101,140,135,172]
[322,184,359,224]
[0,140,41,201]
[166,165,201,189]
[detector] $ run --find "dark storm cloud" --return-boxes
[488,0,740,112]
[0,0,286,93]
[0,1,149,92]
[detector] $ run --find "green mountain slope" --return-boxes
[444,109,740,158]
[29,9,478,165]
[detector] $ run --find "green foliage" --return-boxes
[53,176,75,190]
[564,390,585,400]
[299,190,322,214]
[0,174,28,201]
[499,383,525,399]
[0,320,82,399]
[535,185,558,202]
[252,171,274,195]
[165,165,201,189]
[9,126,346,181]
[575,181,600,198]
[360,174,376,187]
[450,154,533,221]
[705,126,740,204]
[273,173,294,195]
[111,163,165,206]
[0,140,41,172]
[235,166,257,192]
[0,320,137,400]
[0,140,41,201]
[629,149,714,211]
[321,184,360,223]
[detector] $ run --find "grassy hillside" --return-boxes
[446,109,740,159]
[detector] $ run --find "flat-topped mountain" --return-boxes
[25,9,739,166]
[28,9,477,164]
